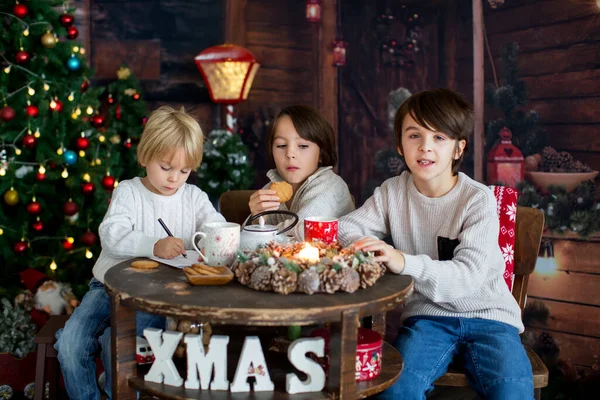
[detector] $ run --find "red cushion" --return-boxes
[489,186,518,292]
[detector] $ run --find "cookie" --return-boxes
[130,260,159,270]
[269,181,293,202]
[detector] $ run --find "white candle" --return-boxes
[297,243,320,263]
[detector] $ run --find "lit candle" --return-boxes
[297,243,320,264]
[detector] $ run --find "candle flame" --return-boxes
[297,243,320,264]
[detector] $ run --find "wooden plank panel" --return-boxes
[251,68,313,92]
[93,40,161,80]
[246,45,312,70]
[528,270,600,307]
[545,125,600,152]
[246,0,307,25]
[246,22,312,49]
[565,151,600,173]
[526,298,600,337]
[530,97,600,124]
[240,90,313,117]
[523,70,600,100]
[526,328,600,368]
[554,240,600,274]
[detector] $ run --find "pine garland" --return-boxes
[0,298,36,358]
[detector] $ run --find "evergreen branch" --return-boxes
[0,12,27,27]
[0,54,46,80]
[6,80,35,99]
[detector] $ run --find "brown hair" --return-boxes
[137,106,204,169]
[394,88,473,175]
[266,105,337,167]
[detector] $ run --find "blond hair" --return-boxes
[137,106,204,169]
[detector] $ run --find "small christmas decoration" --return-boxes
[22,134,37,149]
[76,136,89,150]
[41,31,57,48]
[80,79,89,92]
[63,200,78,216]
[13,239,28,255]
[4,188,19,205]
[63,149,77,165]
[306,0,321,22]
[25,104,39,118]
[101,174,116,191]
[60,13,75,27]
[81,231,97,246]
[35,280,79,315]
[332,38,348,67]
[67,55,81,71]
[26,198,41,215]
[15,50,30,64]
[117,66,131,80]
[62,237,74,250]
[49,99,63,112]
[66,26,78,40]
[0,298,36,358]
[488,0,505,8]
[1,106,16,122]
[486,127,524,187]
[13,3,28,18]
[81,181,95,195]
[32,218,43,232]
[90,114,105,128]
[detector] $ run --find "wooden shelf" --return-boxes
[543,231,600,242]
[129,342,402,400]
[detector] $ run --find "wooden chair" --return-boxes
[219,190,255,225]
[33,314,69,400]
[432,206,549,399]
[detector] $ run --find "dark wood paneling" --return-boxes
[530,98,600,125]
[245,0,307,25]
[246,22,312,49]
[522,70,600,100]
[526,328,600,369]
[246,45,312,70]
[527,298,600,338]
[528,270,600,307]
[93,40,161,80]
[545,125,600,153]
[252,68,313,92]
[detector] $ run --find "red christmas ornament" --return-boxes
[81,80,89,92]
[90,114,105,128]
[76,136,90,150]
[81,231,97,247]
[32,219,44,232]
[49,100,63,112]
[63,200,78,216]
[62,238,74,251]
[81,182,95,195]
[15,50,30,64]
[115,105,122,120]
[22,134,37,149]
[35,171,46,181]
[13,4,28,18]
[141,116,148,125]
[25,104,39,118]
[59,13,75,27]
[107,94,114,104]
[101,175,116,191]
[14,240,28,255]
[124,139,132,149]
[26,200,42,215]
[132,93,140,101]
[66,26,79,40]
[0,106,16,122]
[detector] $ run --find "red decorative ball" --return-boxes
[76,136,89,150]
[35,172,46,182]
[141,116,148,125]
[62,238,74,251]
[14,240,28,255]
[66,26,79,40]
[90,114,105,128]
[81,182,95,195]
[25,104,39,118]
[133,93,140,101]
[63,200,78,216]
[13,4,28,18]
[124,139,132,149]
[49,100,63,112]
[0,106,16,122]
[26,200,42,215]
[59,13,75,27]
[115,105,122,120]
[22,134,37,149]
[101,175,116,191]
[81,231,97,247]
[81,80,89,92]
[15,50,30,64]
[32,219,44,232]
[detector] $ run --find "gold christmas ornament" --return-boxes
[41,31,57,48]
[4,188,19,206]
[110,134,121,144]
[117,66,131,80]
[124,88,137,96]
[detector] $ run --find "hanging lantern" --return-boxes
[194,44,260,134]
[306,0,322,22]
[486,127,524,187]
[488,0,505,8]
[332,38,348,67]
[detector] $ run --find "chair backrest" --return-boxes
[219,190,255,226]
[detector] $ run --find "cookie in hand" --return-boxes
[269,181,293,202]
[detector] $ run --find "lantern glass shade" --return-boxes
[306,0,321,22]
[194,44,260,104]
[486,127,524,187]
[332,39,347,67]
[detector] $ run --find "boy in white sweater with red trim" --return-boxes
[55,106,225,400]
[340,89,533,399]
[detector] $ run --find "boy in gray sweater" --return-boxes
[339,89,533,399]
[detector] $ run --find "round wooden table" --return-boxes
[104,259,414,399]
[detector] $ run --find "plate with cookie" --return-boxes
[183,263,234,286]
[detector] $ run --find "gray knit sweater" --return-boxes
[92,177,225,282]
[265,166,355,241]
[339,172,524,332]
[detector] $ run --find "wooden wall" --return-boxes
[455,0,600,173]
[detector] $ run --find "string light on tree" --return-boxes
[50,260,57,271]
[62,237,74,251]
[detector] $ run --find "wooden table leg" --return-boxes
[110,293,137,400]
[370,312,386,339]
[328,308,359,399]
[34,344,46,400]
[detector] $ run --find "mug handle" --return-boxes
[192,232,208,263]
[243,210,299,236]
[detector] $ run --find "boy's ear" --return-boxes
[397,146,403,156]
[454,140,467,159]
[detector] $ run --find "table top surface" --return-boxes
[104,258,413,325]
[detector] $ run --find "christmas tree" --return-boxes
[0,1,145,299]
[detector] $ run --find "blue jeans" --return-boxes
[55,278,165,400]
[377,316,533,400]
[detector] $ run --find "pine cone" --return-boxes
[297,268,320,295]
[556,151,573,171]
[540,146,559,172]
[250,265,272,291]
[358,263,383,288]
[235,261,257,285]
[320,268,342,294]
[272,268,298,295]
[339,267,360,293]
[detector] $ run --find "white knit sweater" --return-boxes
[264,167,355,241]
[339,172,524,332]
[92,177,225,282]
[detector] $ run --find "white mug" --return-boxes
[192,222,240,266]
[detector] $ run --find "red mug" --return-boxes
[304,216,339,244]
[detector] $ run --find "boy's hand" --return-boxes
[354,237,405,274]
[249,189,281,216]
[153,237,185,259]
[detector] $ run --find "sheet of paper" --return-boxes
[150,250,202,269]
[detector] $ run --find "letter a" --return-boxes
[230,336,274,392]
